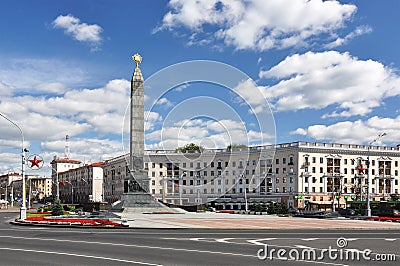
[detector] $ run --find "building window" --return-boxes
[232,161,236,167]
[203,171,207,176]
[183,162,186,168]
[152,172,155,177]
[320,167,323,173]
[344,159,347,165]
[152,163,155,168]
[312,157,316,163]
[276,177,279,184]
[211,171,215,176]
[211,162,214,167]
[312,167,316,173]
[282,158,286,164]
[320,157,323,163]
[276,158,279,164]
[275,168,279,174]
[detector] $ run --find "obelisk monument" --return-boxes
[128,53,150,193]
[115,54,172,212]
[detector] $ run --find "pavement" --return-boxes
[4,206,400,229]
[118,211,400,229]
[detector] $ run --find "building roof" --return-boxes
[51,158,81,164]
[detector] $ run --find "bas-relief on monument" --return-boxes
[113,54,173,212]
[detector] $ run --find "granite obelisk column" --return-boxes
[128,53,149,193]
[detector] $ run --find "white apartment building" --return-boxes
[102,141,400,210]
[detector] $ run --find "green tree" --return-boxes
[227,144,247,151]
[51,199,64,216]
[176,143,203,153]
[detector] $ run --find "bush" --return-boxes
[51,200,64,216]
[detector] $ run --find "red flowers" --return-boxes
[25,216,127,227]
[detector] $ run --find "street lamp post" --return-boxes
[50,162,59,200]
[0,112,27,220]
[366,132,387,217]
[65,181,74,205]
[179,172,186,206]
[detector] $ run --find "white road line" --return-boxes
[302,238,319,241]
[215,238,235,243]
[0,247,161,265]
[247,238,277,245]
[0,235,256,259]
[344,238,358,242]
[384,239,397,241]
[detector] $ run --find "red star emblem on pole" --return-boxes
[29,155,43,168]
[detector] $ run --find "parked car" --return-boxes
[337,208,355,216]
[378,209,400,217]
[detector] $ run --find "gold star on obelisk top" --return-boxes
[132,53,142,69]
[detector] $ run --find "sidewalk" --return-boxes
[0,206,20,213]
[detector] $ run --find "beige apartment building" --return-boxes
[51,157,104,204]
[102,141,400,210]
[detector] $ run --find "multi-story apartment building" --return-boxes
[56,162,104,204]
[0,172,21,203]
[102,141,400,211]
[26,175,52,202]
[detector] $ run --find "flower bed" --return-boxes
[22,216,128,227]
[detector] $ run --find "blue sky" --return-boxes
[0,0,400,174]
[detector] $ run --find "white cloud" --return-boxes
[159,0,357,51]
[145,117,270,150]
[154,97,174,108]
[291,116,400,145]
[325,25,372,49]
[34,82,66,94]
[0,57,88,92]
[259,51,400,117]
[53,14,103,50]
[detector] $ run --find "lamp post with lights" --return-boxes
[366,132,387,217]
[0,112,28,220]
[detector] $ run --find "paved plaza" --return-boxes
[119,211,400,229]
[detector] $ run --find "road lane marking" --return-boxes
[0,247,161,265]
[216,238,235,243]
[302,238,319,241]
[385,239,396,241]
[0,235,257,259]
[247,238,277,245]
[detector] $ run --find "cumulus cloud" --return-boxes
[53,14,103,50]
[145,117,270,150]
[291,116,400,145]
[158,0,357,51]
[259,51,400,117]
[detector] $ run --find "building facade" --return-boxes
[102,141,400,210]
[56,162,104,204]
[0,172,22,204]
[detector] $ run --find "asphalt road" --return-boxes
[1,212,399,266]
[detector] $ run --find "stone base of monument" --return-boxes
[110,192,182,214]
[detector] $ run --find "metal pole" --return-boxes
[366,132,387,217]
[0,112,27,219]
[366,145,371,217]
